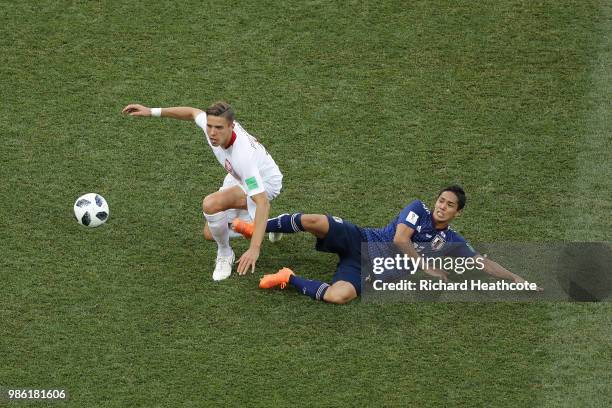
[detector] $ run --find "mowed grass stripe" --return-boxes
[542,2,612,406]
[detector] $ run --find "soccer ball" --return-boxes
[73,193,110,227]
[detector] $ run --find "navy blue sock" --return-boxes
[289,275,330,301]
[266,213,304,233]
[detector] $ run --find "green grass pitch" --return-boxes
[1,1,610,406]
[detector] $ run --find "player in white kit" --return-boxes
[122,102,283,281]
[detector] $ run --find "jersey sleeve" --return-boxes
[232,141,266,197]
[194,112,207,130]
[398,200,428,230]
[195,112,215,149]
[447,234,478,258]
[242,168,265,197]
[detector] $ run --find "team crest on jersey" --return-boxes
[224,159,238,179]
[431,235,446,251]
[332,216,343,224]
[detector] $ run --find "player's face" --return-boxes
[206,115,234,147]
[433,191,461,224]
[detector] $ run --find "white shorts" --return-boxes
[219,173,282,220]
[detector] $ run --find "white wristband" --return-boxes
[151,108,162,117]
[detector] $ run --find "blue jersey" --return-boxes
[361,200,477,260]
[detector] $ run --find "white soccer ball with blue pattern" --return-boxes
[74,193,110,227]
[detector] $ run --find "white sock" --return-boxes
[203,211,233,257]
[228,229,243,239]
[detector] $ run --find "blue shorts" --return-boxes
[315,215,364,295]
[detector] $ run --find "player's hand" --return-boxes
[514,276,544,292]
[424,268,449,282]
[122,104,151,117]
[237,246,260,275]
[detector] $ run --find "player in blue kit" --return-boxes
[242,185,534,304]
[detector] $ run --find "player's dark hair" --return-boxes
[439,184,466,210]
[205,101,235,122]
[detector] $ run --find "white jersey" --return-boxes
[195,112,282,197]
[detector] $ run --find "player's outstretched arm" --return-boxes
[236,192,270,275]
[479,256,542,290]
[122,104,203,121]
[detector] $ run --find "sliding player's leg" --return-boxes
[233,213,330,240]
[258,269,358,305]
[322,281,358,304]
[259,215,362,304]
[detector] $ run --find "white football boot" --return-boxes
[268,232,283,243]
[266,212,288,243]
[212,251,235,281]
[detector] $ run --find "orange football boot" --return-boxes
[259,268,295,289]
[232,218,254,239]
